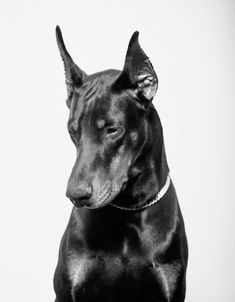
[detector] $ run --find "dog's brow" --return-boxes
[130,131,138,142]
[97,120,105,129]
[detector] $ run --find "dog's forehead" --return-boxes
[69,69,128,122]
[85,69,121,87]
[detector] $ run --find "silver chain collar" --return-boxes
[110,173,171,211]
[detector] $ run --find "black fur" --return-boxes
[54,26,188,302]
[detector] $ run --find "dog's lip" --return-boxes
[70,198,88,208]
[69,192,112,209]
[71,188,117,209]
[121,180,127,191]
[70,179,128,209]
[85,188,113,209]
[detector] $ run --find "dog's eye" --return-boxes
[105,126,125,138]
[107,127,118,134]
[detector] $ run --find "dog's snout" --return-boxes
[66,183,92,203]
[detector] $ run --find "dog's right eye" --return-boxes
[107,127,118,134]
[105,126,125,138]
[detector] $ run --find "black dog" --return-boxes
[54,26,188,302]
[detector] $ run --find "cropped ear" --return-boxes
[55,26,87,107]
[113,32,158,107]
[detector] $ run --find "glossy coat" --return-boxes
[54,26,188,302]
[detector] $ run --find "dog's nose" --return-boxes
[66,184,92,203]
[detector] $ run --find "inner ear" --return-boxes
[135,74,158,101]
[113,31,158,104]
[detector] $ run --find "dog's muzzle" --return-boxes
[66,184,92,207]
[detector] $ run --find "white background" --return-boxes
[0,1,234,301]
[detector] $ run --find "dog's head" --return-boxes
[56,26,159,209]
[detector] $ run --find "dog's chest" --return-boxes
[67,251,181,302]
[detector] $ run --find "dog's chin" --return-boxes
[72,187,122,209]
[85,191,118,209]
[70,179,128,209]
[72,199,110,209]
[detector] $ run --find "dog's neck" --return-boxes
[111,106,169,209]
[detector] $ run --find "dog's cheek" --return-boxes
[110,148,132,184]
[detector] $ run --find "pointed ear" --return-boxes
[55,26,87,107]
[114,31,158,106]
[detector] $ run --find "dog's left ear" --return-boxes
[113,31,158,107]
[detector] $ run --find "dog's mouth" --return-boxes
[70,198,87,208]
[70,179,128,209]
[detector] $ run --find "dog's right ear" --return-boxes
[55,26,87,107]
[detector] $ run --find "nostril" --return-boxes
[80,190,92,200]
[80,186,92,199]
[66,184,92,201]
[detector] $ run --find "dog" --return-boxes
[54,26,188,302]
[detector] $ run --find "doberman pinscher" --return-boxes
[54,26,188,302]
